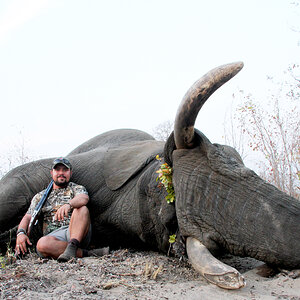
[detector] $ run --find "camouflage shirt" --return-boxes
[27,182,88,235]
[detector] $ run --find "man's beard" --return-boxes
[54,177,69,188]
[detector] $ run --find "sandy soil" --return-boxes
[1,249,299,299]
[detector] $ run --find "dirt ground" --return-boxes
[1,249,300,300]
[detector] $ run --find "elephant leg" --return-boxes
[186,237,245,289]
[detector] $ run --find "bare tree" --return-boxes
[289,0,300,45]
[152,120,174,141]
[0,130,36,179]
[226,65,299,199]
[223,97,247,160]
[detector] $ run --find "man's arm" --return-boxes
[69,193,89,208]
[55,193,89,222]
[15,214,32,255]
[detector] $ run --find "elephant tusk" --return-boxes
[174,62,244,149]
[186,237,245,289]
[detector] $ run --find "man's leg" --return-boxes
[68,205,90,243]
[36,235,87,259]
[37,206,90,260]
[57,206,91,261]
[37,236,68,259]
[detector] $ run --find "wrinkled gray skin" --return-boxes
[0,62,299,289]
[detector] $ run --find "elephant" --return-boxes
[0,62,299,290]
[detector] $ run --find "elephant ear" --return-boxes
[103,140,164,190]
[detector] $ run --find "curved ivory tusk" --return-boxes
[186,237,245,289]
[174,62,244,149]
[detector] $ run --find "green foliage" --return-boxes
[168,234,176,244]
[156,155,175,203]
[0,256,6,268]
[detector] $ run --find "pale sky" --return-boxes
[0,0,299,168]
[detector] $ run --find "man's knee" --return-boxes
[36,236,54,254]
[72,205,90,218]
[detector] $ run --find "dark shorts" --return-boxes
[48,224,92,249]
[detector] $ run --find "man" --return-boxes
[15,157,108,261]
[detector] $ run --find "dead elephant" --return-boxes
[0,62,299,289]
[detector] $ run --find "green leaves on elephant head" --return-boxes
[168,234,176,244]
[156,155,175,203]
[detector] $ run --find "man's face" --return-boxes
[51,164,72,188]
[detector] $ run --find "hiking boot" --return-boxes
[57,243,77,262]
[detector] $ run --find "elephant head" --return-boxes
[165,62,300,288]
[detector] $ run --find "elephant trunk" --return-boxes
[174,154,300,269]
[0,158,53,232]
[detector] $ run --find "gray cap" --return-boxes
[52,157,72,169]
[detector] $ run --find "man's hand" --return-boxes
[15,234,32,255]
[54,204,71,222]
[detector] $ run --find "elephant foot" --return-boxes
[186,237,245,289]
